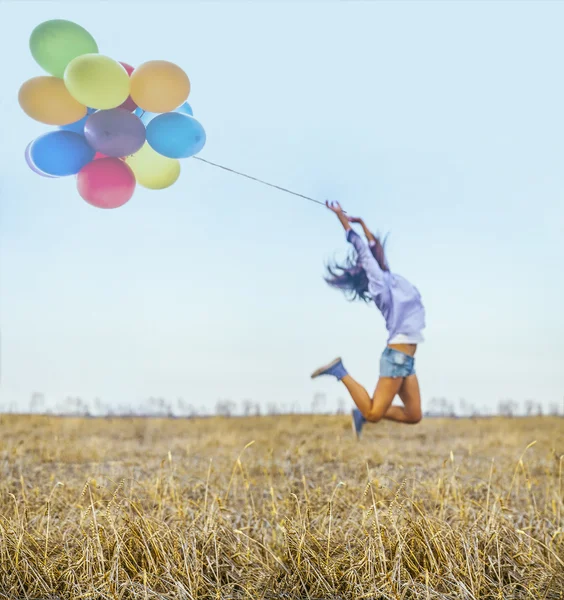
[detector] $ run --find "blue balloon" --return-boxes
[60,107,96,134]
[135,102,193,127]
[176,102,193,116]
[30,131,96,176]
[146,113,206,159]
[135,108,158,126]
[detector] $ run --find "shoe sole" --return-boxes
[310,357,342,379]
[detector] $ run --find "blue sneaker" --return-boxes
[310,357,348,381]
[351,408,366,439]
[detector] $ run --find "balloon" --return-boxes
[177,102,193,116]
[120,62,135,75]
[94,152,125,161]
[146,113,206,159]
[25,142,58,178]
[18,76,87,125]
[29,19,98,78]
[29,131,95,176]
[84,108,146,157]
[125,143,180,190]
[64,54,130,109]
[118,62,138,112]
[77,158,136,209]
[135,101,194,127]
[130,60,190,113]
[60,107,96,134]
[134,107,157,126]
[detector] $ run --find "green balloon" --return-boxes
[30,20,98,78]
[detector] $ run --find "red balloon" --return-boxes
[118,62,137,112]
[77,158,136,209]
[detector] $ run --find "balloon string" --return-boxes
[192,156,327,207]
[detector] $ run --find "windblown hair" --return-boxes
[324,232,389,302]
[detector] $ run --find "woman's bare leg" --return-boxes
[342,374,422,424]
[310,357,420,425]
[341,374,403,422]
[381,374,422,423]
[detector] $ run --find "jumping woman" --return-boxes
[311,201,426,439]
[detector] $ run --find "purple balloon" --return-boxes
[84,108,146,157]
[25,142,58,178]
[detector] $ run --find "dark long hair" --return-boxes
[324,233,389,302]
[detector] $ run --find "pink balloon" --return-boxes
[120,62,135,76]
[25,142,58,178]
[77,158,136,209]
[118,62,138,112]
[94,152,125,161]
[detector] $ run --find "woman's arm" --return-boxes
[325,200,351,232]
[326,202,386,292]
[347,216,376,244]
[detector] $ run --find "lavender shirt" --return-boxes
[347,229,426,344]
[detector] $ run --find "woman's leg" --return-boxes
[311,358,402,421]
[381,375,422,424]
[310,355,421,427]
[341,374,402,421]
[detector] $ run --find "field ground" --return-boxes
[0,414,562,599]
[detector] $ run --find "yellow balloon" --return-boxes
[125,143,180,190]
[130,60,190,113]
[18,76,87,125]
[64,54,130,109]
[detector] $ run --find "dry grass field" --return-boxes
[0,414,562,599]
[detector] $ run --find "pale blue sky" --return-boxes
[0,1,562,415]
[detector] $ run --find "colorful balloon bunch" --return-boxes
[19,19,206,209]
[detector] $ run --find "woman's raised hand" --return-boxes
[326,200,344,214]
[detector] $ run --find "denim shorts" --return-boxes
[380,347,416,378]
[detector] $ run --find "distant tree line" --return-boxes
[423,397,562,418]
[2,392,563,418]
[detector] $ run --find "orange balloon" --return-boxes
[130,60,190,113]
[18,76,87,126]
